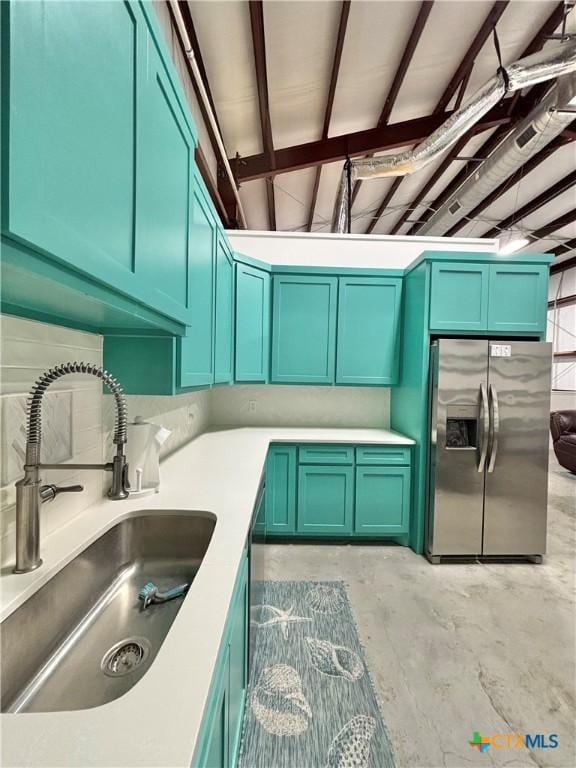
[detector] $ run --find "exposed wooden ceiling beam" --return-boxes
[443,134,573,236]
[351,1,434,207]
[483,170,576,239]
[169,1,235,226]
[249,0,276,230]
[235,103,511,181]
[307,0,351,232]
[528,209,576,243]
[548,238,576,259]
[548,293,576,309]
[550,251,576,274]
[367,0,510,234]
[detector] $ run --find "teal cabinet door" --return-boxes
[429,263,490,331]
[228,558,248,766]
[203,647,229,768]
[265,446,297,534]
[336,277,402,385]
[271,276,337,384]
[355,466,410,535]
[137,27,197,323]
[179,175,216,388]
[4,0,142,297]
[214,237,235,384]
[297,466,354,534]
[488,264,548,333]
[235,264,270,382]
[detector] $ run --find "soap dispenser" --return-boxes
[125,416,171,496]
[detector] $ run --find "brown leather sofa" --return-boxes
[550,411,576,475]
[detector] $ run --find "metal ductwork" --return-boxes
[332,40,576,233]
[415,73,576,236]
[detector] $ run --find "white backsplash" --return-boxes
[1,314,389,568]
[210,384,390,428]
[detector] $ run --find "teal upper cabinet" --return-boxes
[235,264,270,382]
[271,276,337,384]
[336,277,402,385]
[297,465,354,534]
[429,262,490,331]
[137,25,196,322]
[487,263,548,333]
[214,236,235,385]
[4,0,141,293]
[179,175,216,388]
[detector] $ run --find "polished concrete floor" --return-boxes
[260,455,575,768]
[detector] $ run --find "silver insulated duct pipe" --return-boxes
[416,73,576,236]
[332,40,576,233]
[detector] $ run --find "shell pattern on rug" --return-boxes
[305,637,364,682]
[251,664,313,737]
[306,585,346,615]
[326,715,377,768]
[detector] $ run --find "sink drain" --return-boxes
[101,637,151,677]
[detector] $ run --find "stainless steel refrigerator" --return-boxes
[426,339,552,562]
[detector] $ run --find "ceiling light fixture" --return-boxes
[499,236,530,255]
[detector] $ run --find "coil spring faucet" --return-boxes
[14,362,129,574]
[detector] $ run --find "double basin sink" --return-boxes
[1,512,215,713]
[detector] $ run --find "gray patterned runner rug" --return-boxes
[238,581,396,768]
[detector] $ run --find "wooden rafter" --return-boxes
[169,1,235,226]
[307,0,351,232]
[550,251,576,275]
[443,135,573,237]
[368,0,510,235]
[528,209,576,243]
[483,170,576,239]
[351,1,433,207]
[234,103,511,181]
[408,2,567,237]
[547,238,576,258]
[249,0,276,230]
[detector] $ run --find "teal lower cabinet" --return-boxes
[193,550,248,768]
[355,466,410,535]
[263,443,412,539]
[297,465,354,534]
[265,445,297,534]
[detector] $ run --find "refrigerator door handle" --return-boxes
[487,384,500,473]
[478,383,489,473]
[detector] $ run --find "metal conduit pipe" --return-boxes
[169,1,247,229]
[332,40,576,233]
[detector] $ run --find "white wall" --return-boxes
[227,230,498,269]
[210,384,389,428]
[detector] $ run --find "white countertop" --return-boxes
[0,426,413,768]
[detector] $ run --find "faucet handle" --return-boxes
[40,484,84,503]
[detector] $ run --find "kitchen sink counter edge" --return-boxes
[0,426,414,768]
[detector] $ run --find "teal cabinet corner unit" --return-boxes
[193,548,248,768]
[235,264,271,383]
[429,259,549,334]
[263,443,412,539]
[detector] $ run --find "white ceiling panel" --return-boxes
[329,1,419,137]
[238,179,269,231]
[311,161,345,232]
[387,1,493,124]
[273,168,318,232]
[189,0,262,157]
[265,1,341,150]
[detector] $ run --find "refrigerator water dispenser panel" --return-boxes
[445,405,478,449]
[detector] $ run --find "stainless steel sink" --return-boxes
[1,512,215,713]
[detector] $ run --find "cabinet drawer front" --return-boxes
[299,445,354,465]
[297,466,354,534]
[355,446,411,465]
[355,466,410,535]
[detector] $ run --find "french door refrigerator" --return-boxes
[426,338,552,562]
